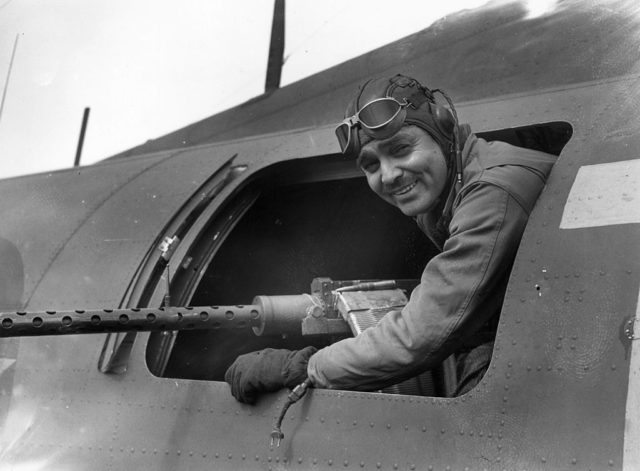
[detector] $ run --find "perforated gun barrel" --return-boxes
[0,305,263,337]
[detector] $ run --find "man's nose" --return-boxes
[380,161,402,186]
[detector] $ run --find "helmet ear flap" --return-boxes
[428,102,455,140]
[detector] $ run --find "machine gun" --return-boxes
[2,276,444,417]
[0,278,419,338]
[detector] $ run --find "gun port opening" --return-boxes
[147,121,572,398]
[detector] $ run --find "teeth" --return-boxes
[392,181,417,196]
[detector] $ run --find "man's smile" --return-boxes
[390,180,418,197]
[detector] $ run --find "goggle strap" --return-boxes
[404,90,430,109]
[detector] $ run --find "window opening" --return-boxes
[148,121,572,397]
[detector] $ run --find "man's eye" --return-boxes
[391,144,410,155]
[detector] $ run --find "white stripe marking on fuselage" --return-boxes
[560,159,640,229]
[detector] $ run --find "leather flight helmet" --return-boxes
[342,74,457,162]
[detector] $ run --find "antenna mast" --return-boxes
[265,0,285,92]
[0,33,19,126]
[74,107,90,167]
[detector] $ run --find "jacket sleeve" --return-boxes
[307,183,531,391]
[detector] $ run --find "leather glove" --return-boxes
[224,346,317,404]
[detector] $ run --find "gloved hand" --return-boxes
[224,346,317,404]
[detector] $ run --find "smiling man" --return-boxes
[357,125,449,217]
[225,74,557,403]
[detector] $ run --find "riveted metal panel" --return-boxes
[3,81,639,471]
[477,77,640,469]
[0,154,171,309]
[0,147,233,311]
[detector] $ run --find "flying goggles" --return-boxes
[335,97,413,156]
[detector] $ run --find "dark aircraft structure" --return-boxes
[1,1,640,469]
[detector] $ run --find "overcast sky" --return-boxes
[0,0,546,180]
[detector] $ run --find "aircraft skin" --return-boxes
[0,1,639,470]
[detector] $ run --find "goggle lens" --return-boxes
[357,98,405,129]
[334,98,409,154]
[335,122,352,152]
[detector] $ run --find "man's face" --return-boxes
[357,125,448,217]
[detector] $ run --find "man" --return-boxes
[225,74,556,404]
